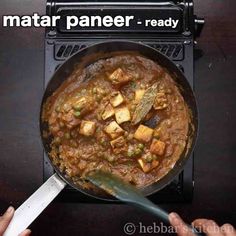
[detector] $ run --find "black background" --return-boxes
[0,1,236,235]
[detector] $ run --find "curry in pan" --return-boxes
[42,54,190,188]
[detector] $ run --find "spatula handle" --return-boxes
[3,174,66,236]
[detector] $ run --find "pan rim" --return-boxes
[39,40,199,201]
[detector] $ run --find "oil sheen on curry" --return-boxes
[42,54,190,188]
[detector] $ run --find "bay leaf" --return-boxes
[132,82,159,125]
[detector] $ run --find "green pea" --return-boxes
[127,134,134,141]
[70,140,78,148]
[130,104,136,112]
[73,104,81,111]
[59,121,65,128]
[130,81,136,89]
[96,94,102,101]
[107,156,115,162]
[55,106,61,113]
[138,143,144,150]
[65,132,70,139]
[134,148,142,156]
[127,151,134,157]
[101,89,106,95]
[54,137,61,144]
[133,73,139,80]
[100,139,108,146]
[97,151,103,158]
[140,84,146,89]
[146,155,153,163]
[152,154,158,160]
[63,103,71,112]
[70,130,77,138]
[73,111,81,117]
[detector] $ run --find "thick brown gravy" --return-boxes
[42,54,190,188]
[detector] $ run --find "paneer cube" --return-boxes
[150,139,166,156]
[79,120,96,137]
[110,136,127,154]
[104,121,124,139]
[109,68,131,85]
[115,106,131,124]
[134,125,153,143]
[102,103,114,120]
[135,89,145,103]
[110,91,124,107]
[138,159,159,173]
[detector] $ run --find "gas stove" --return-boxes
[44,0,204,203]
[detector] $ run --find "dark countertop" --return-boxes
[0,1,236,235]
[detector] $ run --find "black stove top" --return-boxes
[44,0,203,203]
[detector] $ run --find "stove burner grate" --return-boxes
[54,42,184,61]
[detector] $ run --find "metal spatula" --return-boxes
[87,170,204,236]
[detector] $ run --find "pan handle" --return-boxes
[3,173,66,236]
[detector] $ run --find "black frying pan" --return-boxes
[40,40,198,200]
[4,41,198,236]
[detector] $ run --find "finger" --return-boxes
[0,206,15,235]
[192,219,222,236]
[19,229,32,236]
[221,223,236,236]
[169,212,195,236]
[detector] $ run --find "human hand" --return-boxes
[169,212,236,236]
[0,206,31,236]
